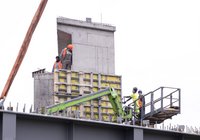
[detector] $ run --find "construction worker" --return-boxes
[52,56,63,72]
[130,87,140,118]
[137,90,145,119]
[60,44,73,70]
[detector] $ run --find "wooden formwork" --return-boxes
[53,69,122,122]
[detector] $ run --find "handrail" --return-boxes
[145,89,179,107]
[128,87,180,118]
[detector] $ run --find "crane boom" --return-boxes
[0,0,48,103]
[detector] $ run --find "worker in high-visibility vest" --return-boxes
[130,87,140,117]
[52,56,63,72]
[137,90,145,119]
[60,44,73,70]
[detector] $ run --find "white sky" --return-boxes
[0,0,200,127]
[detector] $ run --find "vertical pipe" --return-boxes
[150,92,154,115]
[161,87,163,111]
[90,72,94,119]
[170,93,172,107]
[179,88,181,114]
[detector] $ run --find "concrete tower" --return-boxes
[57,17,116,74]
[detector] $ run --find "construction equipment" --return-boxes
[47,86,181,125]
[0,0,48,107]
[47,87,134,123]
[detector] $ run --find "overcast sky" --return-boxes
[0,0,200,127]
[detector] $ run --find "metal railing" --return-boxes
[143,87,181,119]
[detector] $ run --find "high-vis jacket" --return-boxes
[130,92,140,114]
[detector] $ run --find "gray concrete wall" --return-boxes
[57,17,116,74]
[33,72,54,110]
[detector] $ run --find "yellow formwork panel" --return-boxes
[71,72,79,78]
[85,114,91,119]
[115,89,121,94]
[102,114,117,122]
[93,74,98,80]
[71,106,79,111]
[85,114,95,120]
[84,106,98,113]
[101,82,109,87]
[92,87,99,92]
[102,115,110,122]
[71,79,79,84]
[54,85,66,92]
[94,114,99,120]
[70,92,80,96]
[83,101,90,106]
[109,83,121,89]
[84,106,90,113]
[92,100,99,106]
[83,86,90,92]
[55,106,117,122]
[102,108,114,114]
[59,97,68,103]
[101,83,121,89]
[85,99,113,107]
[110,76,121,82]
[92,107,99,113]
[92,81,98,86]
[101,75,106,81]
[101,75,121,82]
[59,84,67,90]
[71,85,79,90]
[101,101,112,107]
[58,78,66,82]
[84,73,91,79]
[101,96,109,101]
[58,71,67,77]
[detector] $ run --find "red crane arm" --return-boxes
[0,0,48,100]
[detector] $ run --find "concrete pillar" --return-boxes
[134,128,143,140]
[2,112,16,140]
[68,123,75,140]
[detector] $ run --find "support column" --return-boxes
[2,112,16,140]
[133,128,143,140]
[68,123,75,140]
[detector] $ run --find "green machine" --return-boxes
[47,88,133,123]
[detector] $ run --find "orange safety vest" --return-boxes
[54,61,63,70]
[138,99,142,108]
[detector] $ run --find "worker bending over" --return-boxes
[60,44,73,70]
[52,56,62,72]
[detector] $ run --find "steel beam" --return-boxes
[0,111,200,140]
